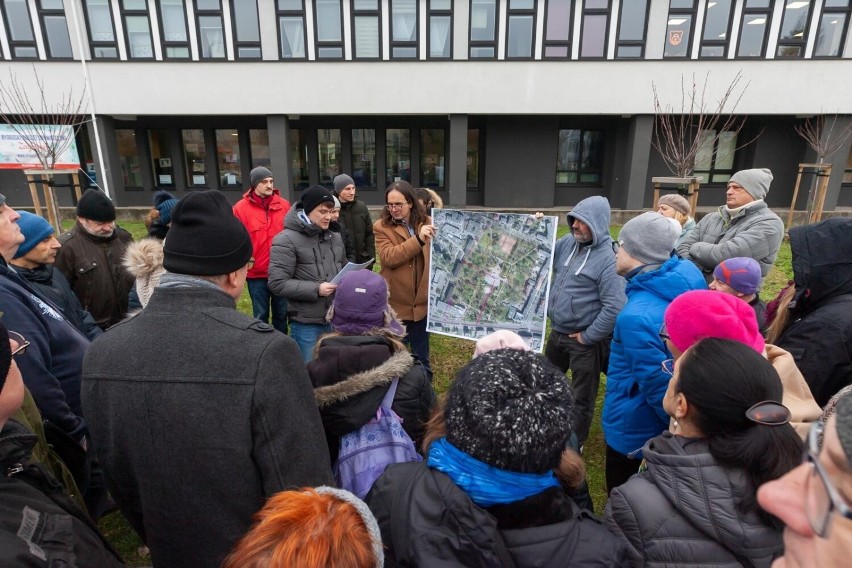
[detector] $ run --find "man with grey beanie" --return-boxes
[333,173,375,265]
[603,212,706,492]
[677,167,784,284]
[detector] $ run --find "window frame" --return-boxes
[736,0,773,58]
[555,128,605,186]
[351,0,382,60]
[426,0,452,59]
[775,0,816,58]
[389,0,419,59]
[1,0,40,59]
[698,0,735,58]
[469,0,498,59]
[313,0,345,60]
[276,0,307,59]
[82,0,120,59]
[36,0,74,60]
[193,0,227,60]
[505,0,536,60]
[578,0,611,60]
[155,0,191,60]
[813,0,852,58]
[542,0,574,59]
[182,127,211,189]
[663,0,697,59]
[119,0,155,60]
[692,129,739,185]
[615,0,650,59]
[229,0,261,59]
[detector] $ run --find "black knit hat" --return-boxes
[445,348,574,473]
[0,320,11,395]
[163,190,252,276]
[300,185,335,215]
[76,189,116,222]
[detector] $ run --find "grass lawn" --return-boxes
[85,220,794,564]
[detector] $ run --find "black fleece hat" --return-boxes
[300,185,335,215]
[0,320,11,395]
[163,190,252,276]
[76,189,116,222]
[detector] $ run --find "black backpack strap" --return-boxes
[493,530,518,568]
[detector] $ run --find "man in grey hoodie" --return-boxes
[546,196,626,449]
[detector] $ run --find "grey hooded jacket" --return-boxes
[268,206,346,324]
[548,196,626,344]
[605,431,783,568]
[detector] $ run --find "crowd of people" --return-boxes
[0,163,850,567]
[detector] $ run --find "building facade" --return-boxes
[0,0,850,211]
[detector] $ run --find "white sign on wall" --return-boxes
[0,124,80,170]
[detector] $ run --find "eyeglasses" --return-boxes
[659,322,670,342]
[611,241,620,254]
[8,331,29,357]
[661,358,674,376]
[804,421,852,537]
[247,258,255,269]
[385,202,409,210]
[744,400,791,426]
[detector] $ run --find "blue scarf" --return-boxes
[427,438,560,507]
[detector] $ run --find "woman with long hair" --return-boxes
[605,337,802,567]
[373,181,435,377]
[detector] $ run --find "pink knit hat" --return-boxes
[664,290,765,354]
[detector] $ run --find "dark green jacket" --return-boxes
[339,197,376,264]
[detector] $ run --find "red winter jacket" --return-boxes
[233,189,290,279]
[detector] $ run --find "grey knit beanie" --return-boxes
[444,348,574,473]
[835,392,852,468]
[657,193,691,216]
[313,486,384,567]
[619,211,679,265]
[729,168,773,200]
[249,166,273,189]
[333,174,355,192]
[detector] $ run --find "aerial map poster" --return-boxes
[427,209,558,352]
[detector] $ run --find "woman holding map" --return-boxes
[374,181,435,379]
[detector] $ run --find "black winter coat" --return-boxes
[365,462,627,567]
[339,197,376,264]
[13,264,102,341]
[308,334,436,462]
[777,217,852,406]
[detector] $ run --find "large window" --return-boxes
[386,128,411,185]
[318,129,341,189]
[420,129,445,188]
[290,129,309,190]
[37,0,73,59]
[352,0,381,59]
[737,0,772,58]
[149,129,174,186]
[195,0,226,59]
[250,129,269,168]
[157,0,190,58]
[556,129,603,184]
[277,0,306,59]
[467,129,480,187]
[615,0,649,58]
[579,0,610,58]
[815,0,851,57]
[83,0,118,58]
[351,128,376,188]
[698,0,733,57]
[120,0,154,59]
[116,129,143,188]
[2,0,38,58]
[427,0,452,58]
[543,0,573,58]
[469,0,497,58]
[183,129,208,187]
[216,129,241,187]
[505,0,535,59]
[231,0,261,58]
[694,130,737,183]
[314,0,344,58]
[776,0,814,57]
[664,0,696,58]
[390,0,417,58]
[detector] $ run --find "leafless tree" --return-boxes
[0,65,88,170]
[794,114,852,163]
[652,71,758,178]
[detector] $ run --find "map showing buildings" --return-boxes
[427,209,558,351]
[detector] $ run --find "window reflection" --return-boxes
[386,129,411,186]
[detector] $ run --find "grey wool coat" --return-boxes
[82,285,333,568]
[268,206,346,324]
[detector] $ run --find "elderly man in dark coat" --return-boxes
[82,190,333,568]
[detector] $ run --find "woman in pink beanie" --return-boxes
[662,290,820,437]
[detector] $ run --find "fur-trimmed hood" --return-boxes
[313,347,414,408]
[123,238,164,279]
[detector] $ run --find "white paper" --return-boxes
[331,259,374,285]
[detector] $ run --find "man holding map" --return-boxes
[545,196,626,451]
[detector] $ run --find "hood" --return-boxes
[789,217,852,314]
[625,256,705,302]
[0,419,38,468]
[642,432,777,556]
[566,196,612,248]
[123,238,164,279]
[284,205,323,236]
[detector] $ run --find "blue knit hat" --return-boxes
[153,191,179,225]
[13,211,55,259]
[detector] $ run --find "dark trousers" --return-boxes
[402,317,432,379]
[606,444,643,494]
[247,278,288,335]
[545,330,606,447]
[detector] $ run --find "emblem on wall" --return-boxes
[669,30,684,46]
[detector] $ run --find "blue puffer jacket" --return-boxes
[548,196,626,344]
[602,256,706,457]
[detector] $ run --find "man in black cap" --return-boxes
[54,189,133,329]
[82,190,333,568]
[268,185,346,362]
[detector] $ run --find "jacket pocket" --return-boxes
[74,260,98,309]
[15,506,77,564]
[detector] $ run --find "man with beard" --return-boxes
[545,196,626,451]
[55,189,133,329]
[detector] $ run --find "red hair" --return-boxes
[222,488,378,568]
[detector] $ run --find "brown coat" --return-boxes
[374,216,431,322]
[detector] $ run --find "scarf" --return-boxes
[427,438,560,507]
